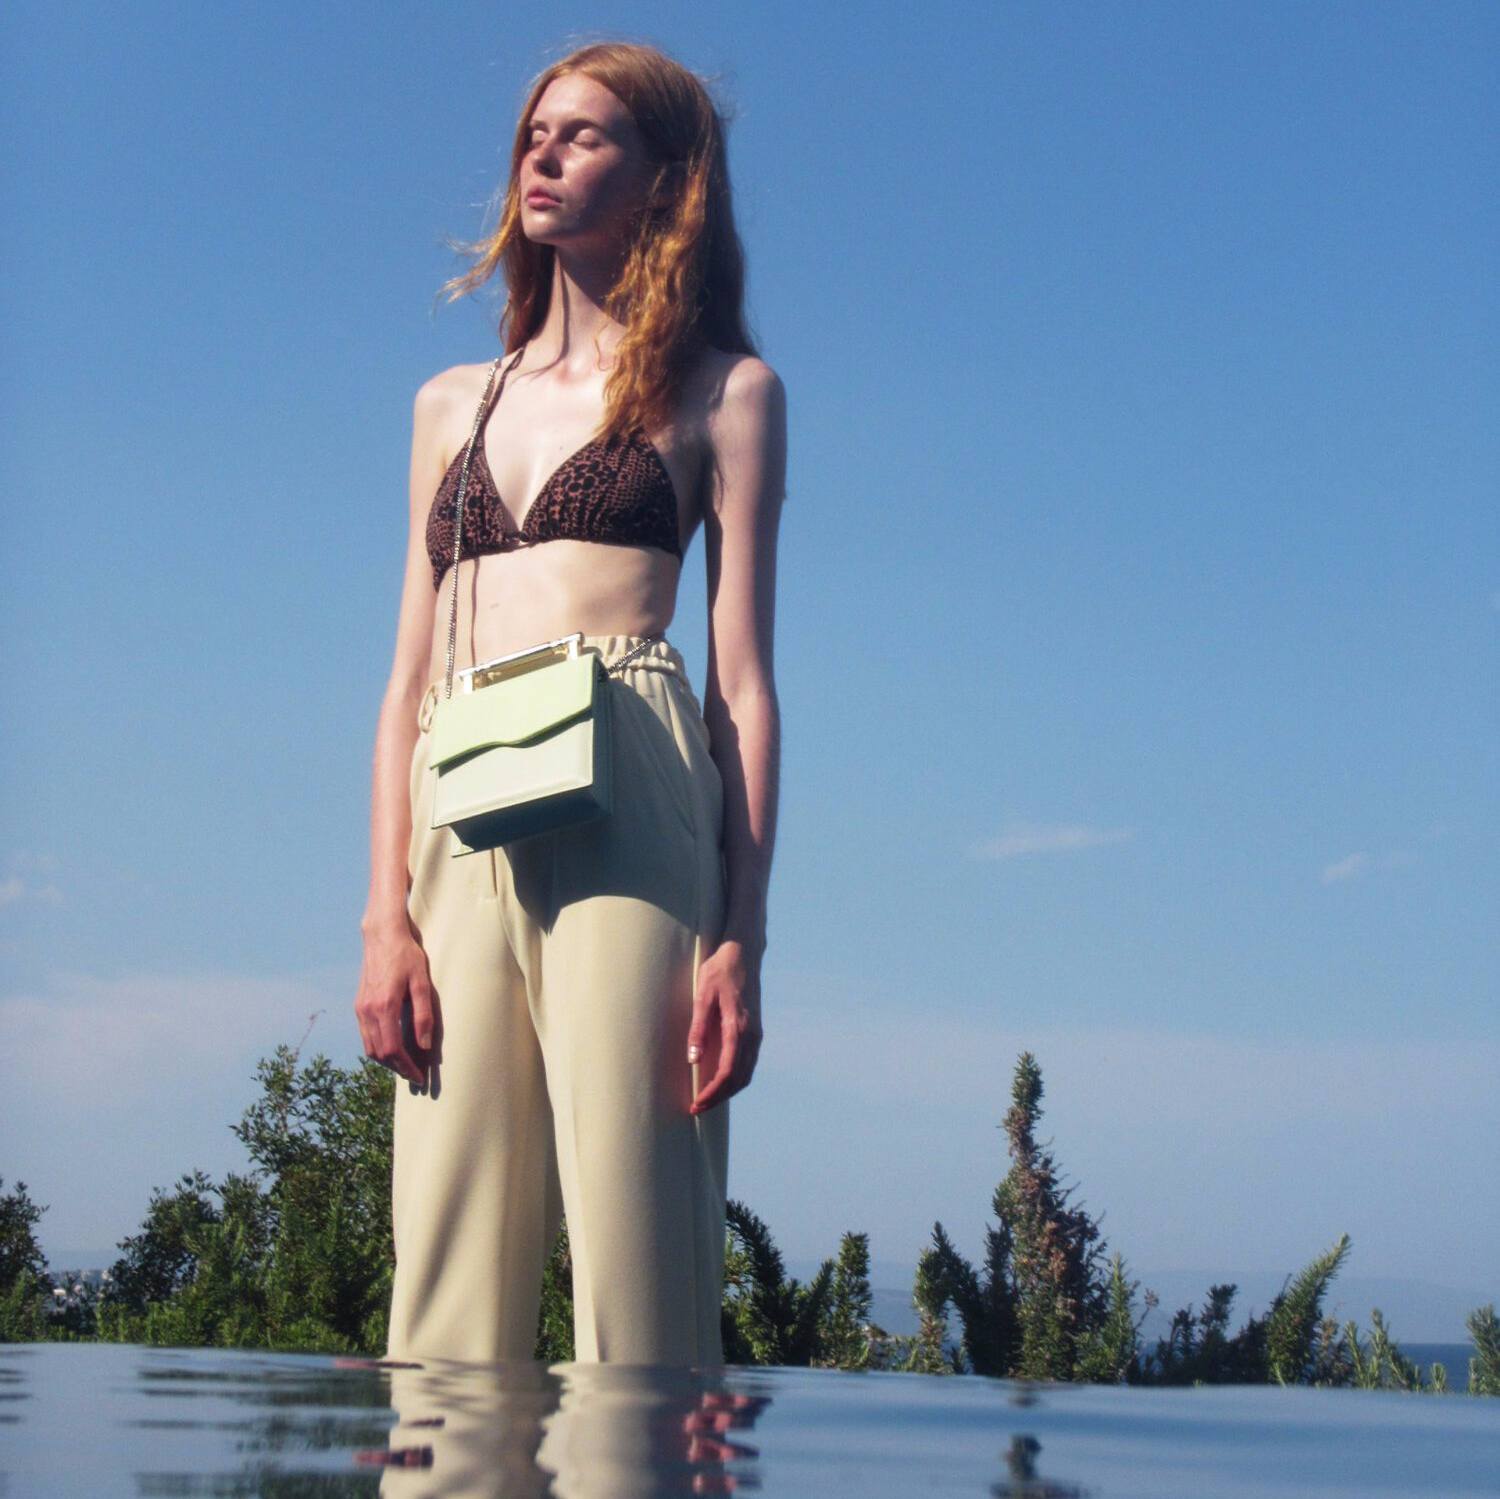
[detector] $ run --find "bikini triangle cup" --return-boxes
[424,346,683,589]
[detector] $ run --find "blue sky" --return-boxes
[2,1,1495,1338]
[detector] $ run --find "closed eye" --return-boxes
[527,116,611,147]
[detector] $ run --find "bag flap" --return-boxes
[428,654,598,771]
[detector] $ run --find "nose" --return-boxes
[529,137,562,177]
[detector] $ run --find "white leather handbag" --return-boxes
[428,632,613,853]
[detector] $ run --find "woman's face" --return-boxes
[519,73,656,254]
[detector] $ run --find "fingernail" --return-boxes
[687,1045,700,1062]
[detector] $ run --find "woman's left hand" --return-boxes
[687,939,763,1113]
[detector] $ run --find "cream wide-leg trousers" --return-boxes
[385,636,730,1367]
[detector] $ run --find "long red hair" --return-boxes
[439,41,758,439]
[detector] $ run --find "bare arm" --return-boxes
[687,357,787,1114]
[354,374,452,1086]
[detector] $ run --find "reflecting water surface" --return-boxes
[2,1342,1497,1498]
[375,1357,770,1497]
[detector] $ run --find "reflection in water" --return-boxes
[369,1357,769,1499]
[992,1433,1087,1499]
[5,1342,1491,1497]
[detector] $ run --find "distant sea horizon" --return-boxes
[779,1257,1491,1351]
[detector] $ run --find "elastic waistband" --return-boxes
[416,635,687,735]
[421,634,686,702]
[579,634,686,680]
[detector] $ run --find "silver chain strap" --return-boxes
[444,348,525,700]
[602,635,661,676]
[440,345,662,697]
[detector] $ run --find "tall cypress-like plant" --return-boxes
[925,1218,1019,1376]
[902,1246,959,1374]
[996,1052,1108,1379]
[819,1231,876,1370]
[1466,1305,1500,1396]
[920,1053,1105,1378]
[1075,1253,1149,1383]
[1264,1234,1351,1385]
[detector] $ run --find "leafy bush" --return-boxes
[722,1199,832,1365]
[97,1045,396,1354]
[0,1180,52,1342]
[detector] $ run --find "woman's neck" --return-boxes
[527,248,627,374]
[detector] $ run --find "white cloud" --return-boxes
[1,852,64,907]
[970,823,1134,860]
[1320,850,1411,884]
[1321,853,1371,884]
[0,875,62,906]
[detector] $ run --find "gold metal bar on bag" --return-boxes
[457,632,584,694]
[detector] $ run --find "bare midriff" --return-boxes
[424,540,684,684]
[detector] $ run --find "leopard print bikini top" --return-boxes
[425,352,682,588]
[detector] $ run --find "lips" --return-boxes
[525,189,561,207]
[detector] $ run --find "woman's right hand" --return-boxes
[355,918,439,1087]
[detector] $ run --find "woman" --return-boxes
[354,40,784,1368]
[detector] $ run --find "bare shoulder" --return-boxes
[413,360,497,467]
[681,349,787,517]
[686,348,785,427]
[688,350,786,473]
[718,350,785,406]
[415,359,493,424]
